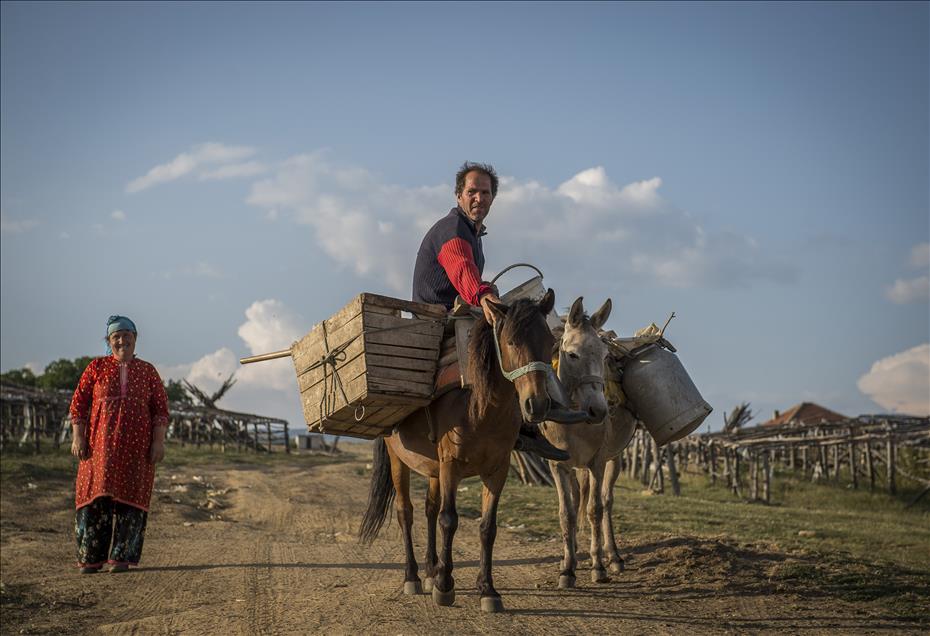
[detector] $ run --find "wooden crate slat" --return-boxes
[368,364,434,385]
[368,377,433,395]
[292,292,444,438]
[359,294,448,319]
[366,329,441,350]
[362,311,446,338]
[365,341,441,361]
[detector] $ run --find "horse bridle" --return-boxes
[491,321,553,382]
[557,348,606,404]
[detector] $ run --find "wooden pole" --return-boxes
[710,441,717,486]
[866,440,875,491]
[641,433,651,486]
[886,422,896,495]
[848,430,858,489]
[733,450,741,497]
[762,450,770,504]
[654,441,665,494]
[283,422,290,454]
[667,443,681,496]
[629,432,640,479]
[723,446,733,489]
[266,421,273,453]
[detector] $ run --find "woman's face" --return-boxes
[109,330,136,362]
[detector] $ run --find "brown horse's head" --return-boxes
[467,289,556,425]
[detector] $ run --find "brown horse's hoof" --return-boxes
[403,580,422,595]
[609,559,624,574]
[480,596,504,613]
[432,587,455,606]
[591,568,610,583]
[558,574,576,589]
[422,577,434,593]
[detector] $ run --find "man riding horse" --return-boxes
[412,161,568,461]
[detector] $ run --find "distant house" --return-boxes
[761,402,847,427]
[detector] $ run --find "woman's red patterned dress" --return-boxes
[69,356,169,511]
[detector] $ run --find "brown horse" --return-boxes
[359,291,557,613]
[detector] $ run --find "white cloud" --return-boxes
[199,161,267,181]
[245,155,795,292]
[247,153,447,291]
[858,344,930,416]
[158,299,306,419]
[126,142,256,193]
[1,212,39,234]
[885,276,930,304]
[111,209,126,221]
[910,242,930,269]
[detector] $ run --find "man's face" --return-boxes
[456,171,494,228]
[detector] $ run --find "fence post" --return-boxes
[284,422,290,454]
[885,421,896,495]
[667,442,681,496]
[732,450,741,498]
[640,433,651,486]
[710,441,717,486]
[762,450,770,504]
[848,429,858,489]
[866,440,875,491]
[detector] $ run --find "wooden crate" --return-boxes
[290,293,447,439]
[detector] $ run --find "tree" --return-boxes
[183,374,236,409]
[164,379,194,406]
[724,402,754,434]
[36,357,94,390]
[0,367,37,387]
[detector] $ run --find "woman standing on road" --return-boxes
[69,315,169,574]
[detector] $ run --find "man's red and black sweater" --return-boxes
[412,207,493,309]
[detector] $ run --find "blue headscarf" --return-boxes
[105,315,137,354]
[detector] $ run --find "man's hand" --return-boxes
[479,292,503,325]
[71,425,89,461]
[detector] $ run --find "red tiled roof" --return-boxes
[761,402,847,427]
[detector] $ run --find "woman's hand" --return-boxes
[149,439,165,464]
[71,426,89,460]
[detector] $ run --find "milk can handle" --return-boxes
[490,263,545,287]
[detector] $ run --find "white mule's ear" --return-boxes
[568,296,585,328]
[590,299,612,331]
[539,288,556,316]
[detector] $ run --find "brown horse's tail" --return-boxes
[359,437,395,544]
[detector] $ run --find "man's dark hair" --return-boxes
[455,161,499,198]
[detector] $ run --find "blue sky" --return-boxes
[2,1,928,427]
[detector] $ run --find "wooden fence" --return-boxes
[0,381,303,454]
[618,415,930,505]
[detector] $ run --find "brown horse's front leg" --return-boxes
[390,454,420,594]
[476,464,508,613]
[422,476,440,593]
[433,459,460,606]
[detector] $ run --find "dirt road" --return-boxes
[1,446,924,634]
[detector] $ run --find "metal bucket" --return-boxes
[621,344,712,446]
[499,275,563,332]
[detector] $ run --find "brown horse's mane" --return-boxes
[466,298,544,424]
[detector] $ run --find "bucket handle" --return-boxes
[490,263,545,287]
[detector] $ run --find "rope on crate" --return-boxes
[307,317,446,433]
